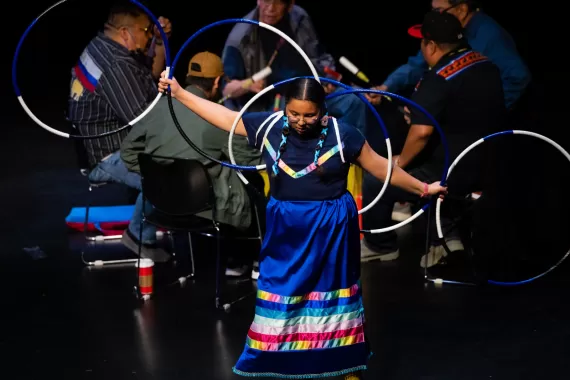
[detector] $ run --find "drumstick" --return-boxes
[340,56,392,102]
[339,56,370,83]
[267,38,286,67]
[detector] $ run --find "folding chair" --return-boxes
[134,153,264,310]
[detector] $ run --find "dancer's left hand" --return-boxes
[428,182,447,197]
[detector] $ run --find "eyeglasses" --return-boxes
[286,113,319,125]
[139,24,153,35]
[432,0,467,12]
[108,22,153,35]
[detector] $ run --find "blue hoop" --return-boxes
[227,75,394,215]
[167,18,320,171]
[12,0,170,139]
[326,88,450,185]
[432,129,570,286]
[325,88,450,232]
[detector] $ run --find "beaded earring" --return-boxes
[313,112,330,175]
[271,115,290,176]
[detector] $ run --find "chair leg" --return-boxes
[83,185,92,241]
[80,184,137,267]
[134,206,146,300]
[251,203,264,279]
[187,232,196,277]
[83,185,122,242]
[138,220,144,257]
[80,186,92,265]
[211,223,256,312]
[167,231,176,257]
[253,203,264,245]
[214,223,223,310]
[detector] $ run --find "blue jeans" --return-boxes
[88,151,157,244]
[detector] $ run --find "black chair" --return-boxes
[74,140,173,266]
[134,153,264,310]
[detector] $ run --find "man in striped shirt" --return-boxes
[68,2,170,168]
[68,2,171,261]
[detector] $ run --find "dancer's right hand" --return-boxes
[158,71,181,97]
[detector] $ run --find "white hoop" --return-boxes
[256,111,283,151]
[437,130,570,237]
[435,130,570,285]
[13,0,169,139]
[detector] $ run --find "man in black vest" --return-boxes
[361,10,506,267]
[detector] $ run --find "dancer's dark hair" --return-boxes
[272,78,330,178]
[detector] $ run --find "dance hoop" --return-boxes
[228,76,393,216]
[12,0,170,139]
[434,130,570,286]
[255,111,284,156]
[327,88,449,229]
[166,18,319,171]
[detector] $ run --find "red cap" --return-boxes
[407,24,423,39]
[324,66,342,81]
[407,11,465,43]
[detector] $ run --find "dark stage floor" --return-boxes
[2,100,570,379]
[2,224,570,380]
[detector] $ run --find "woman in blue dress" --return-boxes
[158,74,446,379]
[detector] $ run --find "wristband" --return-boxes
[420,182,429,198]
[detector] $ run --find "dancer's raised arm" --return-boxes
[158,71,247,136]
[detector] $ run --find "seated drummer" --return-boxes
[360,11,507,268]
[120,52,264,268]
[221,0,370,133]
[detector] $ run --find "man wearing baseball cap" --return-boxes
[119,51,263,263]
[366,1,530,111]
[361,11,506,267]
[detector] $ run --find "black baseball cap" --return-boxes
[408,10,465,43]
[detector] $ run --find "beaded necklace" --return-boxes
[271,112,330,177]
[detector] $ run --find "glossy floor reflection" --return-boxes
[2,221,570,379]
